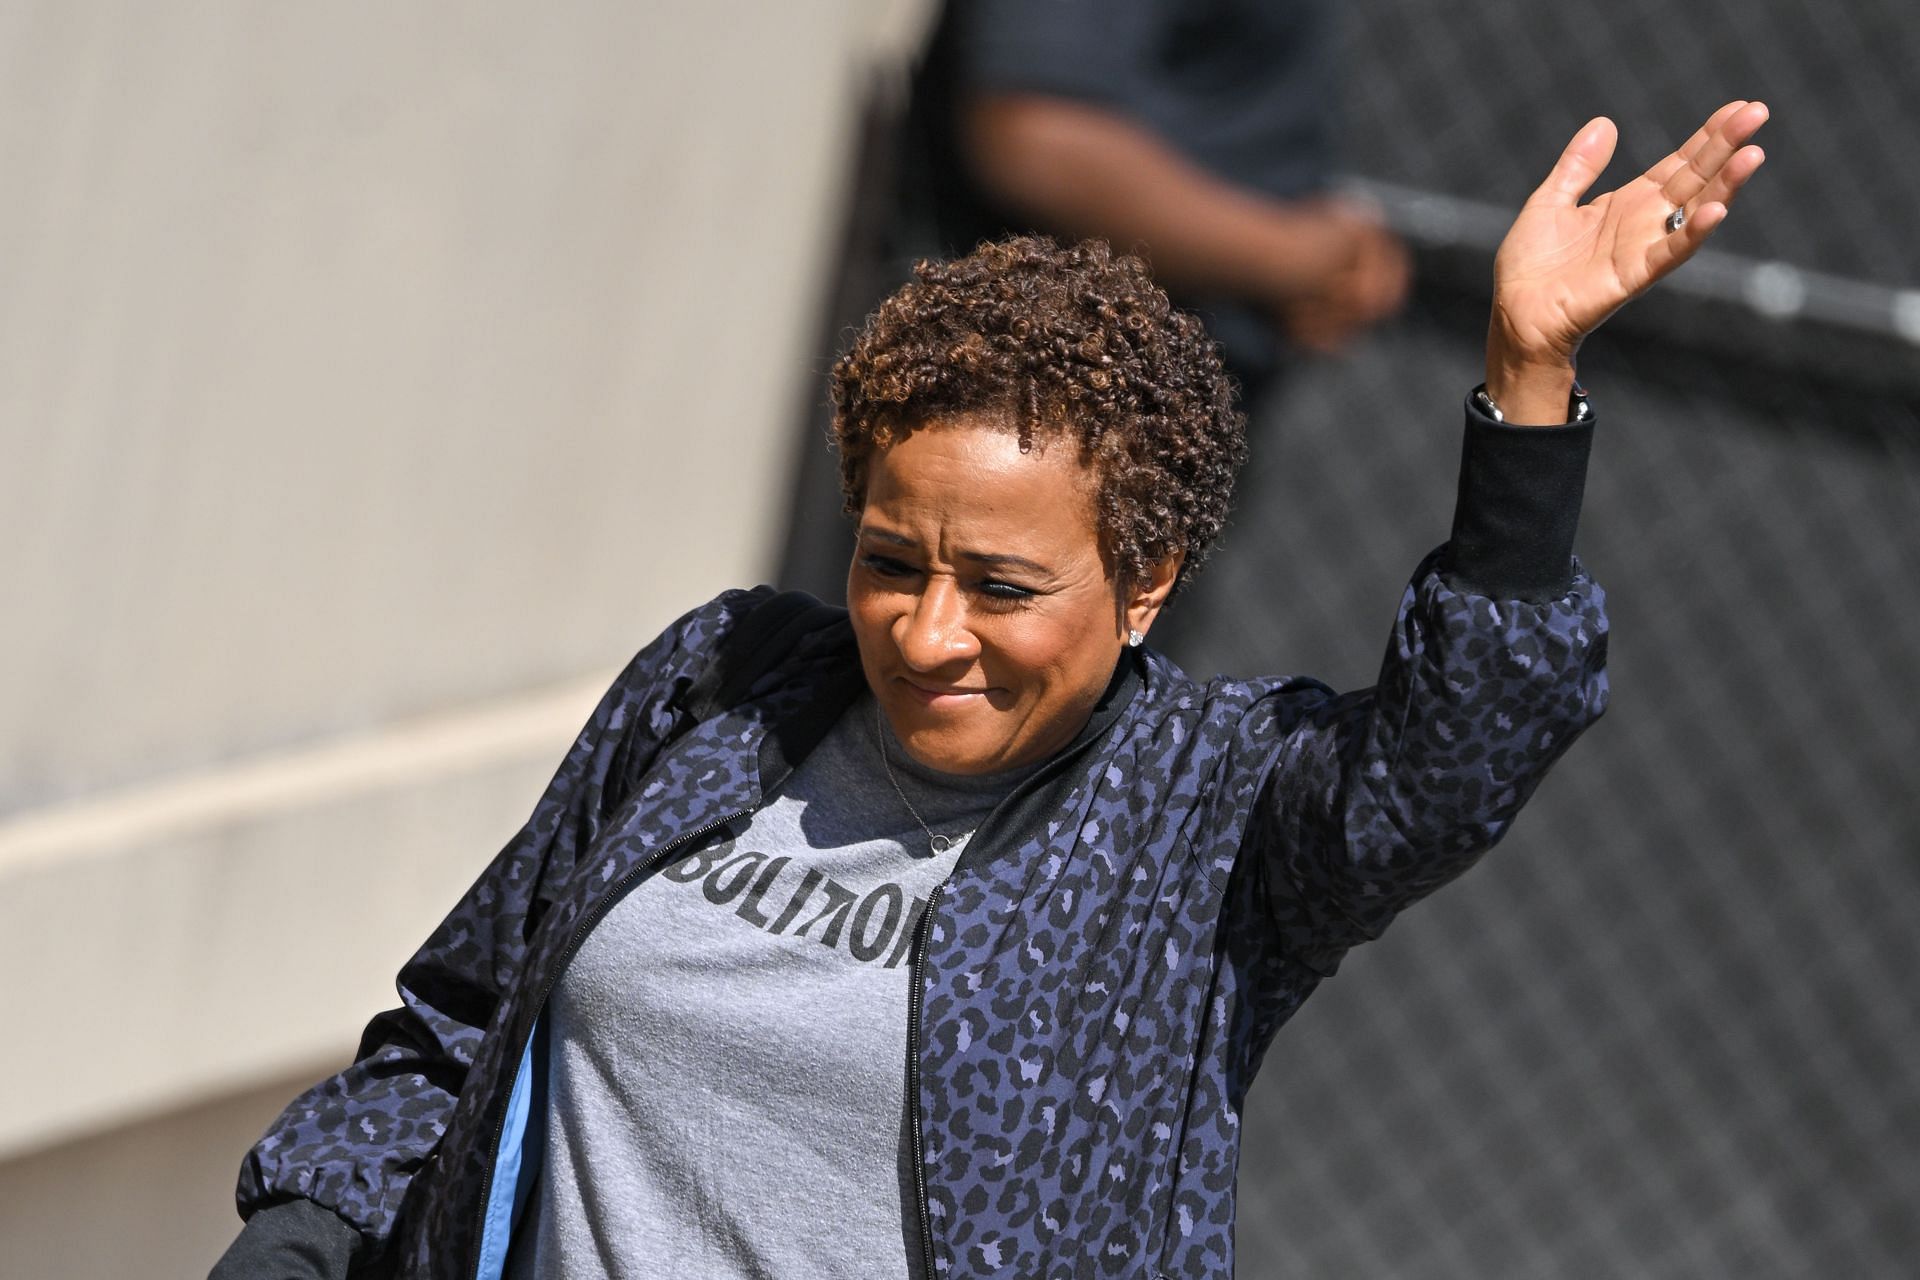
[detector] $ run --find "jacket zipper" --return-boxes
[905,878,946,1280]
[468,806,752,1280]
[903,714,1120,1279]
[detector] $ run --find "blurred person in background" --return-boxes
[905,0,1411,402]
[215,101,1766,1280]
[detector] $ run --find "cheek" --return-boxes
[847,596,886,654]
[847,587,908,670]
[987,617,1090,693]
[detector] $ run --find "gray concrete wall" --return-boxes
[0,1,929,1273]
[0,1066,338,1276]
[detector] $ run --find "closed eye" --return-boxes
[860,554,1037,607]
[859,553,918,580]
[977,579,1034,602]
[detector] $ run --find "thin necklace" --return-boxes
[874,702,970,856]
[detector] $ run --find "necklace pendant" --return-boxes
[930,834,959,855]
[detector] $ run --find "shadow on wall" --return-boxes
[0,1061,338,1280]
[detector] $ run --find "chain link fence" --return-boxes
[1166,3,1920,1274]
[1167,294,1919,1278]
[781,2,1919,1272]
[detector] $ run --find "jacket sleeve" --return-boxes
[224,586,773,1268]
[1248,398,1610,976]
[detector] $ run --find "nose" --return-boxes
[893,576,980,671]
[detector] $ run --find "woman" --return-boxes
[217,102,1768,1278]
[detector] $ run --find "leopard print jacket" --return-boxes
[235,531,1607,1279]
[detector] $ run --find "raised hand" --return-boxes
[1485,100,1769,423]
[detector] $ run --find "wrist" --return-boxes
[1483,350,1579,426]
[1484,313,1581,424]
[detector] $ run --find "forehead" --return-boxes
[859,420,1101,555]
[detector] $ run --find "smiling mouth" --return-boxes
[900,679,994,705]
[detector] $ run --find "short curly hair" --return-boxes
[828,236,1246,598]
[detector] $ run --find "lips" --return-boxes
[899,678,993,706]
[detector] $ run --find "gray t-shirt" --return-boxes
[506,693,1036,1279]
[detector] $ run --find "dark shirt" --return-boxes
[902,0,1340,394]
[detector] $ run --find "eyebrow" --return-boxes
[859,527,1053,577]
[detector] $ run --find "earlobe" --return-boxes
[1123,551,1185,643]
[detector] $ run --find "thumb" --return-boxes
[1526,117,1618,208]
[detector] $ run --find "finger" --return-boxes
[1644,138,1762,282]
[1338,233,1409,324]
[1643,200,1728,281]
[1645,99,1749,188]
[1661,101,1770,207]
[1367,233,1413,318]
[1666,102,1768,203]
[1692,142,1767,215]
[1526,116,1618,209]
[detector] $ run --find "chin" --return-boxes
[880,706,1013,776]
[896,724,1001,776]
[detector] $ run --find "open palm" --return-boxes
[1491,100,1769,363]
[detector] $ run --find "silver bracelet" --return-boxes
[1472,381,1592,424]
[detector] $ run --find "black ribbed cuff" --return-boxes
[210,1199,362,1280]
[1443,393,1595,601]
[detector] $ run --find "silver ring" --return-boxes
[1664,206,1687,234]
